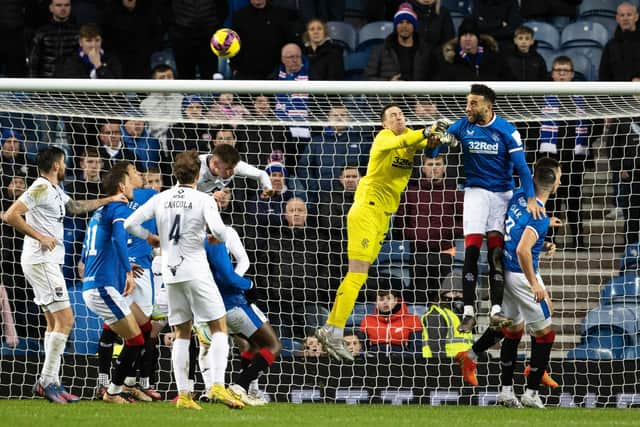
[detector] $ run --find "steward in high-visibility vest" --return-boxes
[421,284,472,358]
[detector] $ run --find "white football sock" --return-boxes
[463,305,475,317]
[171,338,191,393]
[198,343,212,391]
[490,304,502,316]
[209,332,229,386]
[41,332,67,386]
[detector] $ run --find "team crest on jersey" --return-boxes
[518,197,528,207]
[466,129,474,135]
[491,132,500,142]
[361,238,369,249]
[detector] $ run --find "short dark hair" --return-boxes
[469,84,496,105]
[534,156,560,193]
[151,63,175,77]
[145,166,161,175]
[173,150,201,184]
[102,165,129,196]
[552,55,573,69]
[36,146,66,173]
[535,156,560,172]
[82,146,101,159]
[514,25,534,38]
[381,103,402,121]
[79,23,101,39]
[212,143,240,167]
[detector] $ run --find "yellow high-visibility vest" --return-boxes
[421,305,473,358]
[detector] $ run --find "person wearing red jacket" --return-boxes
[359,288,422,355]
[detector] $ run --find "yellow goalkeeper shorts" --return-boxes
[346,201,392,263]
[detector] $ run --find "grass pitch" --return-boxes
[1,400,638,427]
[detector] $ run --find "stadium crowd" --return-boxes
[1,0,640,370]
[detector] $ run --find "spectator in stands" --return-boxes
[96,119,136,171]
[300,335,326,357]
[251,197,337,338]
[359,288,422,354]
[366,0,404,21]
[319,164,362,241]
[302,18,344,81]
[538,56,592,250]
[167,95,214,155]
[396,155,463,303]
[604,74,640,245]
[420,279,472,359]
[504,25,548,81]
[167,0,227,79]
[410,0,455,48]
[297,104,370,199]
[143,166,163,192]
[247,161,298,228]
[273,43,313,166]
[208,93,250,123]
[435,17,515,81]
[0,1,27,77]
[599,2,640,82]
[231,0,302,80]
[140,64,184,162]
[299,0,344,22]
[0,129,33,179]
[98,0,162,79]
[520,0,581,29]
[343,331,364,358]
[1,172,42,342]
[28,0,78,77]
[121,114,161,170]
[471,0,523,52]
[364,2,435,81]
[57,23,123,78]
[240,95,289,168]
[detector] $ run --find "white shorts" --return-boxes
[22,262,70,313]
[124,268,153,317]
[502,271,552,334]
[167,279,226,326]
[227,304,268,338]
[83,286,132,325]
[463,187,512,235]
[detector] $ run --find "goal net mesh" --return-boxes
[1,81,639,406]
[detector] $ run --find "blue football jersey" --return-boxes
[503,190,550,274]
[127,188,158,269]
[204,241,252,310]
[82,202,132,292]
[446,114,525,193]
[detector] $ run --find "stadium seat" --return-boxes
[578,0,619,18]
[600,273,640,306]
[357,21,394,52]
[407,304,428,318]
[344,51,371,80]
[441,0,472,16]
[581,305,638,346]
[279,337,302,357]
[525,21,561,51]
[374,240,412,289]
[554,49,593,81]
[582,15,618,37]
[560,21,610,49]
[621,243,640,272]
[346,302,375,328]
[453,238,488,273]
[68,288,102,355]
[538,48,556,72]
[0,337,42,356]
[327,21,358,53]
[623,345,640,359]
[566,346,617,360]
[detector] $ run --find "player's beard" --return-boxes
[468,111,481,124]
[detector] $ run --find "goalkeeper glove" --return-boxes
[423,118,451,138]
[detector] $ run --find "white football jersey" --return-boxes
[124,186,227,284]
[197,154,272,194]
[18,177,70,265]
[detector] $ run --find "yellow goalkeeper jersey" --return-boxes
[355,127,428,213]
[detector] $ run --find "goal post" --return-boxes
[1,78,639,406]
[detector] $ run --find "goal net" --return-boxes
[1,79,639,407]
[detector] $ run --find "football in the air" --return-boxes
[210,28,241,59]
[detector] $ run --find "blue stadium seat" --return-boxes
[357,21,394,52]
[442,0,472,16]
[578,0,619,18]
[327,21,358,53]
[407,304,428,318]
[621,243,640,272]
[453,238,488,273]
[566,346,617,360]
[346,302,375,328]
[68,288,102,355]
[538,48,556,72]
[375,240,412,288]
[582,15,618,37]
[0,337,42,356]
[623,345,640,359]
[581,306,639,346]
[600,273,640,306]
[554,49,593,81]
[344,51,371,80]
[279,337,301,357]
[525,21,561,51]
[560,21,610,49]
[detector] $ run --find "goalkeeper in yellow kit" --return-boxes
[317,103,453,361]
